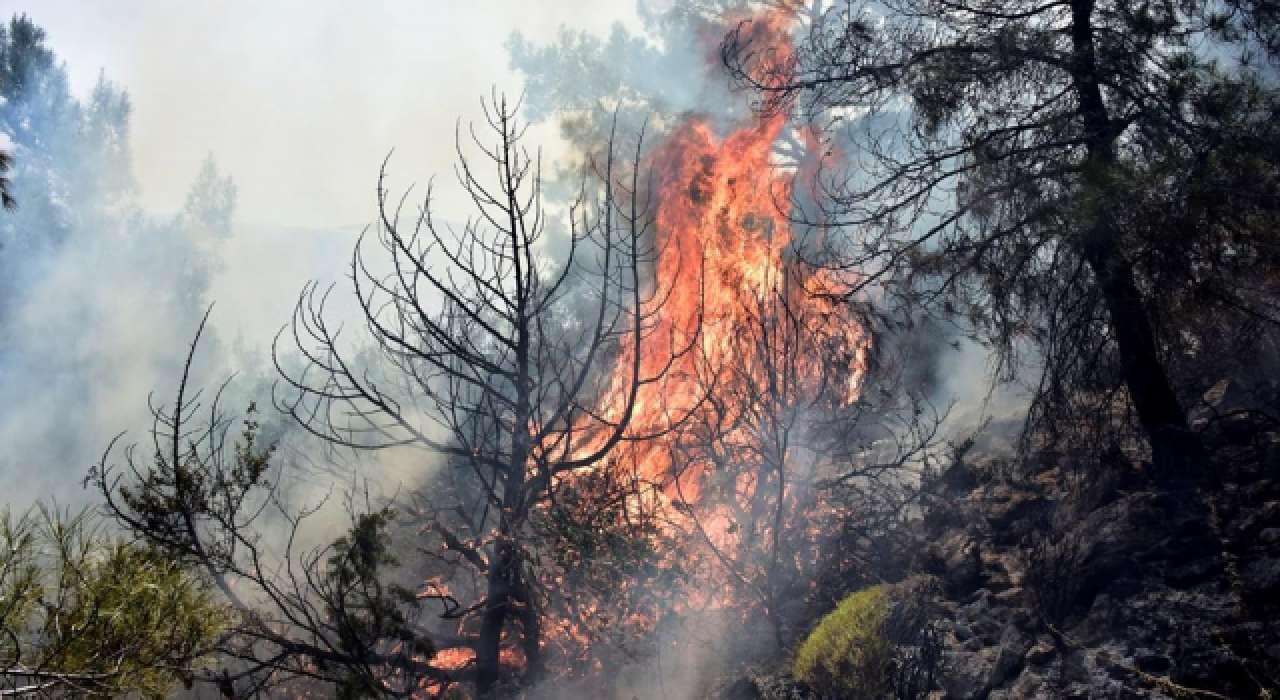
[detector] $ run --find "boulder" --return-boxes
[1203,378,1259,415]
[939,646,996,700]
[985,491,1048,532]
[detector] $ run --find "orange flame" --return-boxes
[546,5,870,673]
[595,6,870,606]
[603,21,868,507]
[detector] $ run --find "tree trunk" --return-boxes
[514,582,542,682]
[474,546,511,696]
[474,540,541,696]
[477,433,535,695]
[1068,0,1203,478]
[1084,232,1203,477]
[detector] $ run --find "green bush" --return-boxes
[2,505,230,699]
[793,585,893,700]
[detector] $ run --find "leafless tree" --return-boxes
[273,93,695,695]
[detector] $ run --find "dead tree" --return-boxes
[274,93,692,695]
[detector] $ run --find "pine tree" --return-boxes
[723,0,1280,476]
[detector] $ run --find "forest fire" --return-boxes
[596,111,867,510]
[562,10,873,654]
[11,0,1278,697]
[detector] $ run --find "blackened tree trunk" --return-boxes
[1068,0,1202,476]
[1083,224,1202,475]
[475,539,512,695]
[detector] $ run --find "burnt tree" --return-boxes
[275,94,690,694]
[0,149,14,211]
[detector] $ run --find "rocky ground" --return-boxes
[722,378,1280,699]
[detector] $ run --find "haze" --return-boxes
[26,0,644,227]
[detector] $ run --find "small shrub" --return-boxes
[1022,528,1085,627]
[793,586,893,700]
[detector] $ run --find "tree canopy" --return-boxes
[723,0,1280,474]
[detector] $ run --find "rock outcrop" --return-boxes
[719,379,1280,700]
[916,380,1280,699]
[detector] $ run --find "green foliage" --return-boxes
[793,586,893,700]
[323,507,432,698]
[42,543,228,698]
[1,504,229,698]
[0,148,14,211]
[106,402,275,568]
[326,507,426,654]
[0,14,57,105]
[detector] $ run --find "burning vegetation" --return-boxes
[84,10,933,694]
[8,0,1280,698]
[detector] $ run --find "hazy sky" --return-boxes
[21,0,647,227]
